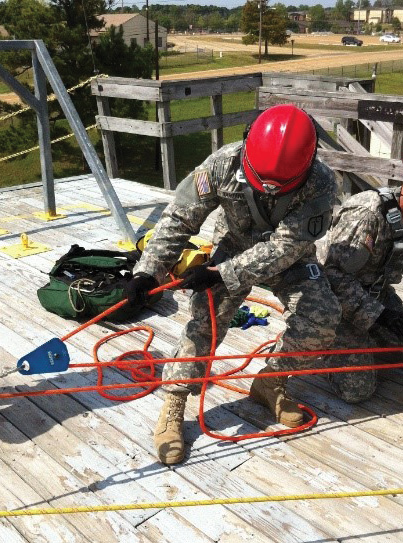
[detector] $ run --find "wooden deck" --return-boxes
[0,175,402,543]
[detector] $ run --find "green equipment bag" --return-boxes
[37,244,162,322]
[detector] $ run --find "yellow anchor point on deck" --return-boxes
[0,232,51,258]
[21,233,29,249]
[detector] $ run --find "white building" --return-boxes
[91,13,167,50]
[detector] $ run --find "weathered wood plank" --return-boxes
[92,73,262,102]
[96,116,163,137]
[259,87,403,122]
[211,94,223,152]
[96,97,119,179]
[96,111,259,139]
[91,81,161,101]
[157,101,176,190]
[317,148,403,182]
[168,110,259,137]
[262,72,374,92]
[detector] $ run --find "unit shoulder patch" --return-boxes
[308,214,324,237]
[194,169,211,197]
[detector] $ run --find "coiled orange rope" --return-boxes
[1,280,402,442]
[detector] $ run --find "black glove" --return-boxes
[126,273,158,306]
[180,265,223,292]
[374,308,403,338]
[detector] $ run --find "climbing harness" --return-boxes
[369,188,403,298]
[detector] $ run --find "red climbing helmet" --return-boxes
[398,185,403,212]
[241,104,317,195]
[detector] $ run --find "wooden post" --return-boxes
[96,96,119,179]
[342,172,353,201]
[388,114,403,187]
[155,19,160,172]
[211,94,223,153]
[158,100,177,189]
[391,113,403,161]
[32,49,56,216]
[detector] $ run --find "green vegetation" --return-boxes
[115,91,255,187]
[375,72,403,94]
[1,0,403,189]
[160,51,302,75]
[0,127,100,188]
[241,0,288,52]
[2,69,403,189]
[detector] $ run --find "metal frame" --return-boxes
[0,40,136,243]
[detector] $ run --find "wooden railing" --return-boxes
[92,73,377,191]
[258,78,403,197]
[92,73,262,190]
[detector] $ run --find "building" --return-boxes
[91,13,167,50]
[287,11,309,34]
[352,7,402,26]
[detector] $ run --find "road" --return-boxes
[2,33,402,100]
[161,32,403,80]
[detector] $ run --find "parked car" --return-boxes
[341,36,363,46]
[380,34,401,43]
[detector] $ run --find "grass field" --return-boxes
[1,54,403,188]
[159,51,303,75]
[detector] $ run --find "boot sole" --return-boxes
[158,452,185,465]
[250,388,303,428]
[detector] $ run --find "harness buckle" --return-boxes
[386,207,402,225]
[306,263,321,280]
[261,230,272,241]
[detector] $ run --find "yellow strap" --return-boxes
[0,74,109,122]
[0,489,401,517]
[0,124,97,163]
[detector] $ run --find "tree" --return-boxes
[241,0,260,44]
[93,25,154,159]
[308,4,331,31]
[0,0,155,168]
[225,13,241,32]
[392,17,402,31]
[262,9,288,50]
[207,11,224,32]
[0,0,60,75]
[241,0,287,52]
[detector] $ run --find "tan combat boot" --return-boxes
[154,391,187,465]
[249,372,303,428]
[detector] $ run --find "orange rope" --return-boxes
[2,280,403,442]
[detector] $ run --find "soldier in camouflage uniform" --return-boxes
[128,105,341,464]
[323,187,403,403]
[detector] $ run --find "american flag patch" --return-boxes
[194,170,211,197]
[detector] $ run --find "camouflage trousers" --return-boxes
[162,260,341,394]
[326,286,403,403]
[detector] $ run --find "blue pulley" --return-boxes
[17,338,70,375]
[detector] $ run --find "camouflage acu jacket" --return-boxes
[324,190,402,331]
[135,141,337,294]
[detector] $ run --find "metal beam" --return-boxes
[32,49,56,216]
[34,40,136,243]
[0,64,39,111]
[0,40,36,51]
